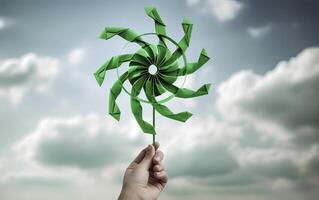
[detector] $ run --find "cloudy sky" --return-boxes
[1,0,319,199]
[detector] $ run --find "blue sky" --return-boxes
[0,0,319,199]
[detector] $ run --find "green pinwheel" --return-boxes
[94,7,211,144]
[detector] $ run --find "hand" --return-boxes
[118,142,168,200]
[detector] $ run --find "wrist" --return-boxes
[118,186,145,200]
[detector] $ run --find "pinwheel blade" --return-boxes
[176,48,210,76]
[109,72,129,121]
[162,80,211,98]
[130,76,156,135]
[163,18,193,66]
[100,27,149,47]
[145,7,167,47]
[145,79,193,122]
[94,54,133,86]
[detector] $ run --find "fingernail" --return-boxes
[146,144,152,152]
[154,156,159,161]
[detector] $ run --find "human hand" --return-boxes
[118,142,168,200]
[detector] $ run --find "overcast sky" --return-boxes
[1,0,319,200]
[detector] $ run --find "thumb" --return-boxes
[139,144,155,169]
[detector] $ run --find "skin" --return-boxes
[118,142,168,200]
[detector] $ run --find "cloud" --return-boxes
[167,144,239,178]
[0,53,60,103]
[214,47,319,191]
[0,17,15,31]
[13,114,143,169]
[0,17,8,30]
[247,24,272,38]
[0,114,141,200]
[186,0,201,6]
[67,48,87,65]
[216,47,319,136]
[187,0,243,22]
[0,17,5,30]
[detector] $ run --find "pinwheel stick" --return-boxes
[152,107,156,145]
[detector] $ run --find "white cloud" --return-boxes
[217,47,319,132]
[0,17,14,30]
[186,0,201,6]
[0,53,60,104]
[0,18,5,30]
[187,0,243,22]
[67,48,87,65]
[13,114,143,169]
[215,47,319,189]
[247,24,272,38]
[206,0,243,22]
[0,114,145,199]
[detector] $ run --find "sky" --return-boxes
[0,0,319,199]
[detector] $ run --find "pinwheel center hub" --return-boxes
[118,34,189,104]
[148,65,158,75]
